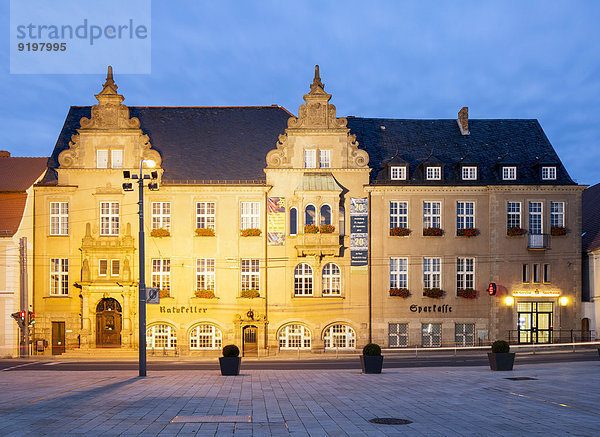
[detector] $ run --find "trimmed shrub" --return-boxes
[362,343,382,356]
[491,340,510,353]
[222,344,240,357]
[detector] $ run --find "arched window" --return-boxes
[323,324,355,349]
[146,324,177,350]
[305,204,316,226]
[189,324,222,349]
[322,263,341,296]
[320,204,331,225]
[339,206,345,236]
[289,207,297,235]
[294,263,313,296]
[279,324,311,349]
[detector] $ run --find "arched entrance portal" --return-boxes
[96,298,122,348]
[243,325,258,357]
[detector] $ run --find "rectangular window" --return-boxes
[389,201,408,229]
[111,149,123,168]
[502,166,517,180]
[426,166,441,180]
[196,202,216,230]
[241,201,260,230]
[390,258,408,289]
[388,323,408,348]
[151,259,170,291]
[241,259,260,292]
[97,149,108,168]
[533,263,540,283]
[542,166,557,180]
[461,166,477,180]
[456,201,474,230]
[111,259,120,277]
[543,264,550,283]
[49,202,69,235]
[390,166,406,180]
[550,202,565,228]
[456,257,475,291]
[422,323,442,347]
[522,264,529,283]
[99,202,119,236]
[99,259,108,277]
[455,323,475,347]
[423,201,441,229]
[507,202,521,229]
[319,150,330,168]
[151,202,171,231]
[423,257,441,289]
[304,149,316,168]
[529,202,543,234]
[50,258,68,295]
[196,258,215,291]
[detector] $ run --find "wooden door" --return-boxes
[96,311,122,347]
[243,326,258,357]
[52,321,65,355]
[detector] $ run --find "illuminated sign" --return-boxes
[512,290,560,297]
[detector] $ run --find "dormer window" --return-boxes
[319,150,330,168]
[502,166,517,180]
[461,166,477,181]
[390,166,407,180]
[426,166,441,180]
[97,148,123,169]
[97,149,109,168]
[304,150,316,168]
[111,150,123,169]
[541,166,557,180]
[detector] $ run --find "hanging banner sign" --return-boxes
[350,197,368,266]
[267,197,285,246]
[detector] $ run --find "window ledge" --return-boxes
[44,295,71,298]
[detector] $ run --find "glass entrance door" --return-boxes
[517,302,553,344]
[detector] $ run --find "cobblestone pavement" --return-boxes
[1,361,599,436]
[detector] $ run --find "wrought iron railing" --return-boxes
[507,329,594,344]
[528,233,549,249]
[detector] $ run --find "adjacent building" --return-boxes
[31,67,584,356]
[582,182,600,340]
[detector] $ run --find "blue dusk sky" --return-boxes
[1,1,599,185]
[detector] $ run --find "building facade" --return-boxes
[582,182,600,340]
[32,67,584,356]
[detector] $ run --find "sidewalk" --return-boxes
[1,361,599,436]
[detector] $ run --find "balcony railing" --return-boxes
[528,233,549,250]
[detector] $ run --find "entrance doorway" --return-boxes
[517,301,553,344]
[96,298,122,347]
[52,321,65,355]
[243,325,258,356]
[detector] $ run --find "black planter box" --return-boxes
[487,352,515,371]
[219,357,241,376]
[360,355,384,374]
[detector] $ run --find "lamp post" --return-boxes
[124,159,158,377]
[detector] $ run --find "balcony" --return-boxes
[295,233,341,257]
[528,233,549,250]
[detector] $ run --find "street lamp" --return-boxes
[124,159,158,377]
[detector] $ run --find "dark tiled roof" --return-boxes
[0,157,47,190]
[346,117,574,185]
[583,182,600,252]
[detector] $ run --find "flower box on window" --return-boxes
[150,228,170,238]
[457,288,477,299]
[423,227,444,237]
[423,288,444,298]
[389,288,410,298]
[194,289,216,299]
[159,289,171,298]
[457,228,479,237]
[320,224,335,234]
[304,224,320,234]
[551,226,567,236]
[507,226,526,236]
[390,227,411,237]
[240,289,260,299]
[241,228,262,237]
[195,227,215,237]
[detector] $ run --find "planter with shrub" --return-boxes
[389,288,410,298]
[195,228,215,237]
[360,343,383,374]
[457,228,478,237]
[423,227,444,236]
[150,228,170,238]
[241,228,261,237]
[507,226,526,237]
[551,226,567,236]
[487,340,515,371]
[219,344,241,376]
[390,227,411,237]
[457,288,477,299]
[320,224,335,234]
[423,288,444,298]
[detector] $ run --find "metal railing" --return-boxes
[528,233,549,249]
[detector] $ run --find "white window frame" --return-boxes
[529,201,543,235]
[422,323,442,347]
[323,324,356,349]
[146,324,177,350]
[390,201,408,229]
[426,166,441,180]
[189,324,222,350]
[241,259,260,292]
[461,166,477,180]
[304,149,317,168]
[502,166,517,180]
[322,263,341,296]
[456,201,475,230]
[151,202,171,231]
[98,259,108,277]
[279,324,311,350]
[388,323,408,348]
[423,201,441,229]
[100,202,120,236]
[390,257,408,289]
[111,259,120,277]
[241,201,260,230]
[390,166,407,180]
[550,202,565,228]
[196,202,216,230]
[97,149,109,168]
[319,150,331,168]
[50,258,68,295]
[151,259,170,291]
[542,166,557,180]
[196,258,215,291]
[507,202,521,229]
[456,257,475,290]
[423,257,441,289]
[294,263,313,296]
[110,149,123,169]
[49,202,69,236]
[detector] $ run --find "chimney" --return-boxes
[457,107,470,136]
[0,151,10,158]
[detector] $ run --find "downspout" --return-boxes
[368,190,372,344]
[264,188,270,354]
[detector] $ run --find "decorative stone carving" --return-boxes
[82,258,90,282]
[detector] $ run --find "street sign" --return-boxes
[147,287,160,304]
